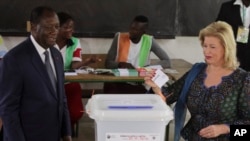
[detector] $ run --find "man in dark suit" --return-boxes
[0,6,72,141]
[216,0,250,71]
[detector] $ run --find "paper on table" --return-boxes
[118,69,129,76]
[95,69,112,73]
[151,69,169,88]
[65,72,78,76]
[145,65,163,69]
[75,69,88,74]
[163,68,179,74]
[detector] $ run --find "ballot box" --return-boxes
[86,94,174,141]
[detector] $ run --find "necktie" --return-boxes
[44,50,57,93]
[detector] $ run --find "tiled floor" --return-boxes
[72,113,95,141]
[73,98,186,141]
[72,99,95,141]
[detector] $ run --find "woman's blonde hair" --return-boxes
[199,21,239,70]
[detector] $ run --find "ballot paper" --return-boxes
[118,69,129,76]
[145,65,163,69]
[64,72,78,76]
[64,69,78,76]
[112,69,138,76]
[151,69,169,88]
[163,68,179,74]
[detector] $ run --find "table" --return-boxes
[65,59,192,83]
[65,73,144,83]
[168,59,192,80]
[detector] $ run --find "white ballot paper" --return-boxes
[151,69,169,88]
[118,69,129,76]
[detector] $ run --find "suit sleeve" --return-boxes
[0,54,26,141]
[216,3,227,21]
[61,83,72,136]
[55,50,72,137]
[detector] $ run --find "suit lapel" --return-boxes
[234,5,243,25]
[50,47,64,100]
[27,38,58,100]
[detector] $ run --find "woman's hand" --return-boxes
[199,124,230,138]
[72,55,102,69]
[144,71,158,88]
[144,72,166,101]
[84,55,102,65]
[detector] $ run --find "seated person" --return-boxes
[104,15,171,94]
[0,51,6,59]
[0,36,7,140]
[55,12,99,136]
[0,35,7,60]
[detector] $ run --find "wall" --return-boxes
[0,0,229,37]
[2,36,204,64]
[176,0,228,35]
[0,0,176,38]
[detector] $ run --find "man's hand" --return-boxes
[85,55,102,64]
[118,62,135,69]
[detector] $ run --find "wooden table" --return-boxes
[65,73,144,83]
[168,59,192,80]
[65,59,192,83]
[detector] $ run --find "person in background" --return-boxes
[0,35,7,60]
[0,61,2,141]
[216,0,250,71]
[0,51,6,60]
[104,15,171,93]
[0,35,5,141]
[145,21,250,141]
[0,6,72,141]
[55,12,100,136]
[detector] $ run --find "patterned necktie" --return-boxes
[44,50,57,93]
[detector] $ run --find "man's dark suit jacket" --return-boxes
[216,0,250,71]
[0,38,71,141]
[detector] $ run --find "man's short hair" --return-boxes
[57,12,74,26]
[133,15,149,23]
[30,6,55,24]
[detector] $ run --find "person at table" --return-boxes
[55,12,100,136]
[0,35,6,141]
[0,6,72,141]
[0,35,7,60]
[104,15,171,93]
[216,0,250,71]
[105,15,171,69]
[145,21,250,141]
[0,62,3,141]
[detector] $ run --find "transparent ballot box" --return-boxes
[86,94,173,141]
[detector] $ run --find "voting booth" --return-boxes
[86,94,173,141]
